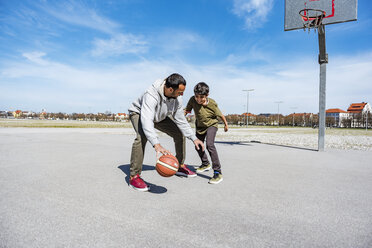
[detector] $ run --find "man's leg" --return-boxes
[154,117,185,164]
[129,113,148,177]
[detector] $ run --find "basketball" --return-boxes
[156,154,179,177]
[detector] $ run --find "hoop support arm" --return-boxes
[318,24,328,64]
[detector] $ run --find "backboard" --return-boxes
[284,0,358,31]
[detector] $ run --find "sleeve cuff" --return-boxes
[148,137,160,147]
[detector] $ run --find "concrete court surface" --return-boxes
[0,128,371,248]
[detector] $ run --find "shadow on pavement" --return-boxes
[117,164,167,194]
[251,141,318,151]
[216,140,318,151]
[195,173,212,180]
[215,141,252,146]
[174,164,211,180]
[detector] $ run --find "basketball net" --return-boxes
[299,8,326,33]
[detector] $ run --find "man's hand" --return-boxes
[193,139,205,151]
[153,143,172,158]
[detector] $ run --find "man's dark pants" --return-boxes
[129,113,185,177]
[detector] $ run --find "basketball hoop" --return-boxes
[299,8,326,33]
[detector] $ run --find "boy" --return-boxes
[185,82,228,184]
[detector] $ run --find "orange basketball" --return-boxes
[156,154,179,177]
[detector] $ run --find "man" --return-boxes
[128,73,205,191]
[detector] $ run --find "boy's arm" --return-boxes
[219,114,229,132]
[184,97,193,115]
[214,101,228,132]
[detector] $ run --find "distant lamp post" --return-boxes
[275,101,283,126]
[290,107,297,127]
[242,89,254,127]
[242,105,246,126]
[366,111,369,131]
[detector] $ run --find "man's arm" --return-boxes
[140,93,161,147]
[141,94,172,156]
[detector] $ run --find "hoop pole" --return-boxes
[317,24,327,151]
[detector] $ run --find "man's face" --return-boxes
[167,84,185,99]
[194,94,208,105]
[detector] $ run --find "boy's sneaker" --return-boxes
[129,174,149,191]
[209,172,223,184]
[176,165,197,178]
[196,164,211,173]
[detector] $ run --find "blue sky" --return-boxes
[1,0,371,115]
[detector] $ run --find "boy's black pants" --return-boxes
[195,126,221,173]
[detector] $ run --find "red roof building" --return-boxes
[346,102,371,128]
[347,102,369,114]
[242,112,256,117]
[326,108,347,114]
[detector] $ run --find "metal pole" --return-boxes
[246,93,249,127]
[275,101,283,126]
[366,112,368,131]
[277,104,280,126]
[318,24,328,151]
[243,89,254,127]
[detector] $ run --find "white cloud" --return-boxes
[39,0,120,34]
[91,34,148,57]
[232,0,274,29]
[1,51,372,114]
[22,51,48,65]
[156,30,203,52]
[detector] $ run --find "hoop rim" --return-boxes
[299,8,326,21]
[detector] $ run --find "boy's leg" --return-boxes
[154,117,185,165]
[129,113,148,177]
[205,126,221,173]
[195,132,210,166]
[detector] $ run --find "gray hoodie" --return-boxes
[128,79,197,146]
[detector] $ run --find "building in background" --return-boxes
[326,108,349,127]
[347,102,371,128]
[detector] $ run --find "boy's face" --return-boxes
[194,94,208,105]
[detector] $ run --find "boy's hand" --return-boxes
[224,125,229,132]
[153,143,172,158]
[193,139,205,151]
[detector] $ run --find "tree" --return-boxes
[326,117,335,127]
[341,118,352,128]
[225,114,240,125]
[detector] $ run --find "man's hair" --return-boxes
[194,82,209,95]
[165,73,186,90]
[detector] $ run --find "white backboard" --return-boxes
[284,0,358,31]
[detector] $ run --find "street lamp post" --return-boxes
[242,89,254,127]
[366,111,369,131]
[275,101,283,126]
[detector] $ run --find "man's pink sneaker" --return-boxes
[176,165,197,178]
[129,174,149,191]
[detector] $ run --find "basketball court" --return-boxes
[1,128,371,247]
[1,1,367,247]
